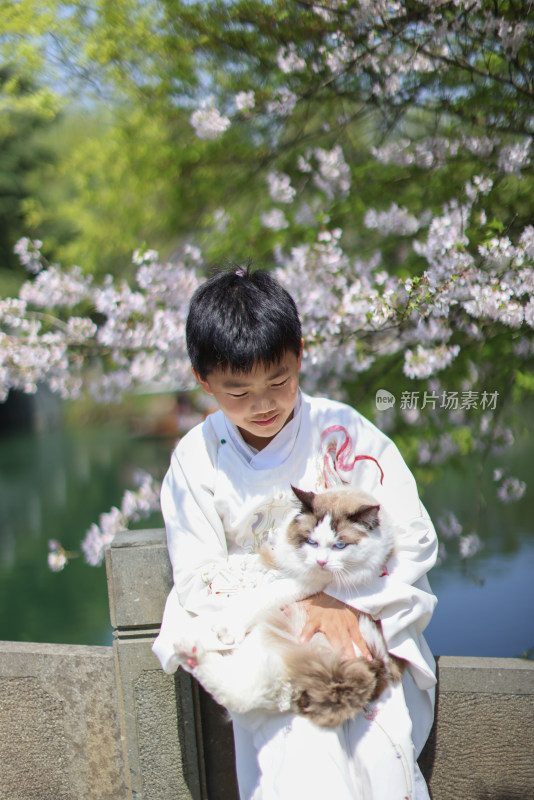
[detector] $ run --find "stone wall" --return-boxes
[0,640,127,800]
[418,656,534,800]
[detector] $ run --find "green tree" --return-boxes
[0,68,58,295]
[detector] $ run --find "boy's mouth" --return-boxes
[252,414,279,427]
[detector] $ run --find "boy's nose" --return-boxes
[252,393,275,411]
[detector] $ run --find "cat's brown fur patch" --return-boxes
[285,644,381,728]
[258,543,278,570]
[286,512,318,548]
[287,486,382,548]
[388,655,406,683]
[371,655,406,700]
[306,487,378,526]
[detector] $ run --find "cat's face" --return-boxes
[283,486,387,587]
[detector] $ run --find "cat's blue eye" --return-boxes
[333,542,347,550]
[306,538,318,547]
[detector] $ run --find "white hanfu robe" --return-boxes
[153,391,438,800]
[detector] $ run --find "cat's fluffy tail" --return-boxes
[284,644,386,728]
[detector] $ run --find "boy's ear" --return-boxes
[191,367,213,395]
[298,338,304,368]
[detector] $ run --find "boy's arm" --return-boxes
[161,445,231,617]
[360,422,438,587]
[153,438,238,674]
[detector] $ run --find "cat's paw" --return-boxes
[212,619,247,646]
[173,638,205,670]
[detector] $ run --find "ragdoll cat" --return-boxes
[174,485,405,728]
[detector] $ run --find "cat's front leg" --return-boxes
[213,616,249,646]
[173,635,206,671]
[262,575,319,612]
[212,579,308,645]
[211,589,262,645]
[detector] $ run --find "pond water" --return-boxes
[0,417,172,646]
[0,401,532,658]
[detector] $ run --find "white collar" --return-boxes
[225,390,303,470]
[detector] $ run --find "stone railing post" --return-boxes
[105,529,205,800]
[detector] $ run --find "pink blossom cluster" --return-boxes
[190,98,231,140]
[493,469,527,504]
[46,470,161,570]
[2,246,201,404]
[81,471,161,567]
[436,511,483,563]
[13,238,44,274]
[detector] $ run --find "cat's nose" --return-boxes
[316,558,327,567]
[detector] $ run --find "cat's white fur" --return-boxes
[173,485,402,727]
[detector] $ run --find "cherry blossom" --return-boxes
[311,145,351,199]
[81,471,161,567]
[13,238,44,274]
[47,540,69,572]
[190,99,231,140]
[364,204,421,236]
[235,91,255,111]
[267,172,297,204]
[261,209,289,231]
[277,44,306,74]
[404,344,461,380]
[494,471,527,504]
[459,533,483,559]
[497,139,532,176]
[266,88,297,117]
[437,511,463,540]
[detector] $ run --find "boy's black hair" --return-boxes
[186,263,302,379]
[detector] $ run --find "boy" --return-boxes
[153,265,437,800]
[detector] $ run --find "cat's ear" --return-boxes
[291,485,315,513]
[349,504,380,531]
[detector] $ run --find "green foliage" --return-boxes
[1,0,532,278]
[513,370,534,404]
[22,108,175,275]
[0,69,57,291]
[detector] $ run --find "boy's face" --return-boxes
[193,345,303,451]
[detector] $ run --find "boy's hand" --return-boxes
[296,592,372,661]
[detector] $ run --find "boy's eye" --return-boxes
[272,378,289,387]
[333,542,347,550]
[305,537,318,547]
[228,392,248,398]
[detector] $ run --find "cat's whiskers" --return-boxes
[331,569,354,592]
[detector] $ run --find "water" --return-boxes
[0,417,171,646]
[421,425,534,659]
[425,537,534,658]
[0,405,532,657]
